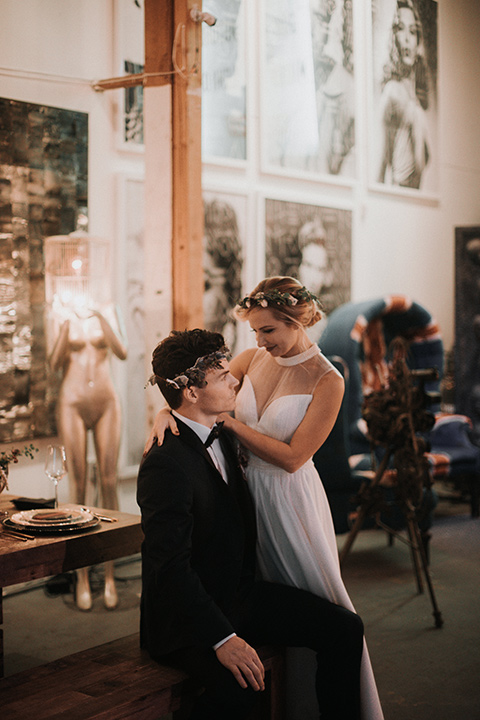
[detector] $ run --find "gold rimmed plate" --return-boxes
[9,506,97,530]
[10,506,95,527]
[2,515,100,535]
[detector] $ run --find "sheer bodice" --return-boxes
[238,344,335,427]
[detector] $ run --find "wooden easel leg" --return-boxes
[406,516,424,594]
[339,507,368,565]
[411,519,444,628]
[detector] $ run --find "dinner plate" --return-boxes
[10,506,96,529]
[2,515,100,535]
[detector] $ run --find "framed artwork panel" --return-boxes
[115,174,146,472]
[368,0,438,198]
[113,0,145,152]
[202,0,247,163]
[265,197,352,340]
[260,0,356,182]
[203,189,249,353]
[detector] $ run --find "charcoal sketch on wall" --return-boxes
[0,98,88,442]
[370,0,438,194]
[265,198,351,341]
[124,60,144,145]
[262,0,355,179]
[455,226,480,447]
[203,191,246,354]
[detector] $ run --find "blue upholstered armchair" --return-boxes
[312,356,363,534]
[314,295,480,533]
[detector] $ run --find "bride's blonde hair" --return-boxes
[234,276,323,328]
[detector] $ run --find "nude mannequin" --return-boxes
[49,299,127,610]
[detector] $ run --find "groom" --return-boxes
[137,328,363,720]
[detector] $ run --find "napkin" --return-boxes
[13,496,56,510]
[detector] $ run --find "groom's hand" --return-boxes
[215,636,265,691]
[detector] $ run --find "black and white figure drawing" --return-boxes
[202,0,246,161]
[203,192,245,353]
[265,198,351,340]
[262,0,355,179]
[371,0,438,193]
[124,60,144,145]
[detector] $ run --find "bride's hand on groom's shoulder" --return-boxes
[143,408,179,455]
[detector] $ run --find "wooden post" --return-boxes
[144,0,204,332]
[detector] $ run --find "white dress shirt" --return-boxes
[172,411,229,482]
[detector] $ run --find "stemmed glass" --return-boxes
[44,445,67,509]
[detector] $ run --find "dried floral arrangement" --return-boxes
[0,443,39,493]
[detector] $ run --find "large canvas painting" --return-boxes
[455,226,480,447]
[369,0,438,195]
[265,198,351,341]
[0,98,88,442]
[261,0,355,180]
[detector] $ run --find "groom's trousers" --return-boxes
[162,580,364,720]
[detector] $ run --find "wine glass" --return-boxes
[44,445,67,509]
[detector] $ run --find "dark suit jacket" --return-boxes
[137,418,257,659]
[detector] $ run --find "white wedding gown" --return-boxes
[235,345,384,720]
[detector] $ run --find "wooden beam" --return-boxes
[171,0,204,330]
[144,0,175,88]
[144,0,204,331]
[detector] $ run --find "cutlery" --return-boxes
[1,528,36,541]
[81,507,118,523]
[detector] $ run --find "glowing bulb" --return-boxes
[72,258,83,273]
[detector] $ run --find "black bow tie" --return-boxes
[204,421,224,448]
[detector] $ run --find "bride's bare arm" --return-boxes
[143,407,179,454]
[220,370,344,473]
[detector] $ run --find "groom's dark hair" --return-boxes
[151,329,227,409]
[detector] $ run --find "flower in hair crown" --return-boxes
[146,348,230,390]
[237,287,318,310]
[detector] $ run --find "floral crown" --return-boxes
[236,286,319,311]
[147,348,229,391]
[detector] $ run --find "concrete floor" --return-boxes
[3,495,480,720]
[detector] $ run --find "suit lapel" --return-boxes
[175,417,225,479]
[175,417,243,486]
[175,417,256,549]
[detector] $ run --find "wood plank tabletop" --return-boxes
[0,494,144,588]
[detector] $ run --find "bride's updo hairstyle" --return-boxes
[234,276,323,328]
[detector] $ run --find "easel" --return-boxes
[339,343,444,628]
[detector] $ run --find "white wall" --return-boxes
[0,0,479,501]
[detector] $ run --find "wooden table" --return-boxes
[0,494,144,676]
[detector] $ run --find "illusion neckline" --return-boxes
[274,344,320,366]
